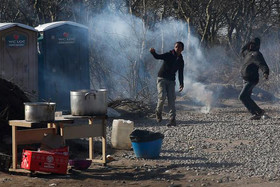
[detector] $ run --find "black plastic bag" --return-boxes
[0,153,11,172]
[130,129,164,142]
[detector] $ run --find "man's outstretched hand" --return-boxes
[179,86,184,92]
[149,48,155,53]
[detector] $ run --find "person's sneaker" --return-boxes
[258,110,265,116]
[250,110,265,120]
[167,120,176,127]
[261,114,270,119]
[156,112,162,123]
[250,114,261,120]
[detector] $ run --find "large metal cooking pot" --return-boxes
[24,102,56,122]
[70,89,107,116]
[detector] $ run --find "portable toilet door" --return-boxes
[0,23,38,100]
[36,21,90,110]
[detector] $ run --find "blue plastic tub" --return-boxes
[131,138,163,159]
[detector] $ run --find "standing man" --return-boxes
[150,41,184,126]
[239,37,269,120]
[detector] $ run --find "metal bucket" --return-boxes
[70,89,107,116]
[24,102,56,122]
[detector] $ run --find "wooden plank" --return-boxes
[9,119,73,127]
[53,118,74,123]
[62,124,103,140]
[63,115,107,120]
[12,126,17,169]
[17,128,56,145]
[102,118,106,163]
[9,168,31,174]
[47,123,53,128]
[9,168,53,175]
[89,119,93,160]
[9,120,33,127]
[92,159,106,164]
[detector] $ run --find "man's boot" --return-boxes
[156,112,162,123]
[167,119,176,127]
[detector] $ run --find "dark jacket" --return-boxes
[241,49,269,82]
[151,49,184,87]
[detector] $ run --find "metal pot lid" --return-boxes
[24,102,56,106]
[70,89,90,93]
[70,89,107,95]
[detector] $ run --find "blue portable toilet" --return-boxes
[35,21,90,110]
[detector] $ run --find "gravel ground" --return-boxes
[106,99,280,182]
[2,98,280,186]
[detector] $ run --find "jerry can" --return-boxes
[111,119,134,149]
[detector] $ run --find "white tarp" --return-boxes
[35,21,88,31]
[0,23,37,32]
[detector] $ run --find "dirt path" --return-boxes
[1,157,280,187]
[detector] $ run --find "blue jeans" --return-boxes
[239,81,262,115]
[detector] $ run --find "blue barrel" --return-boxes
[130,130,164,159]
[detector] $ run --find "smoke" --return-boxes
[258,34,280,96]
[180,33,216,113]
[89,9,218,112]
[184,79,214,113]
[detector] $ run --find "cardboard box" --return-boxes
[40,134,65,150]
[21,147,69,174]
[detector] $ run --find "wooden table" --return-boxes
[9,115,107,173]
[62,115,107,165]
[9,118,74,171]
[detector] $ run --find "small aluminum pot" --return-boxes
[70,89,107,116]
[24,102,56,122]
